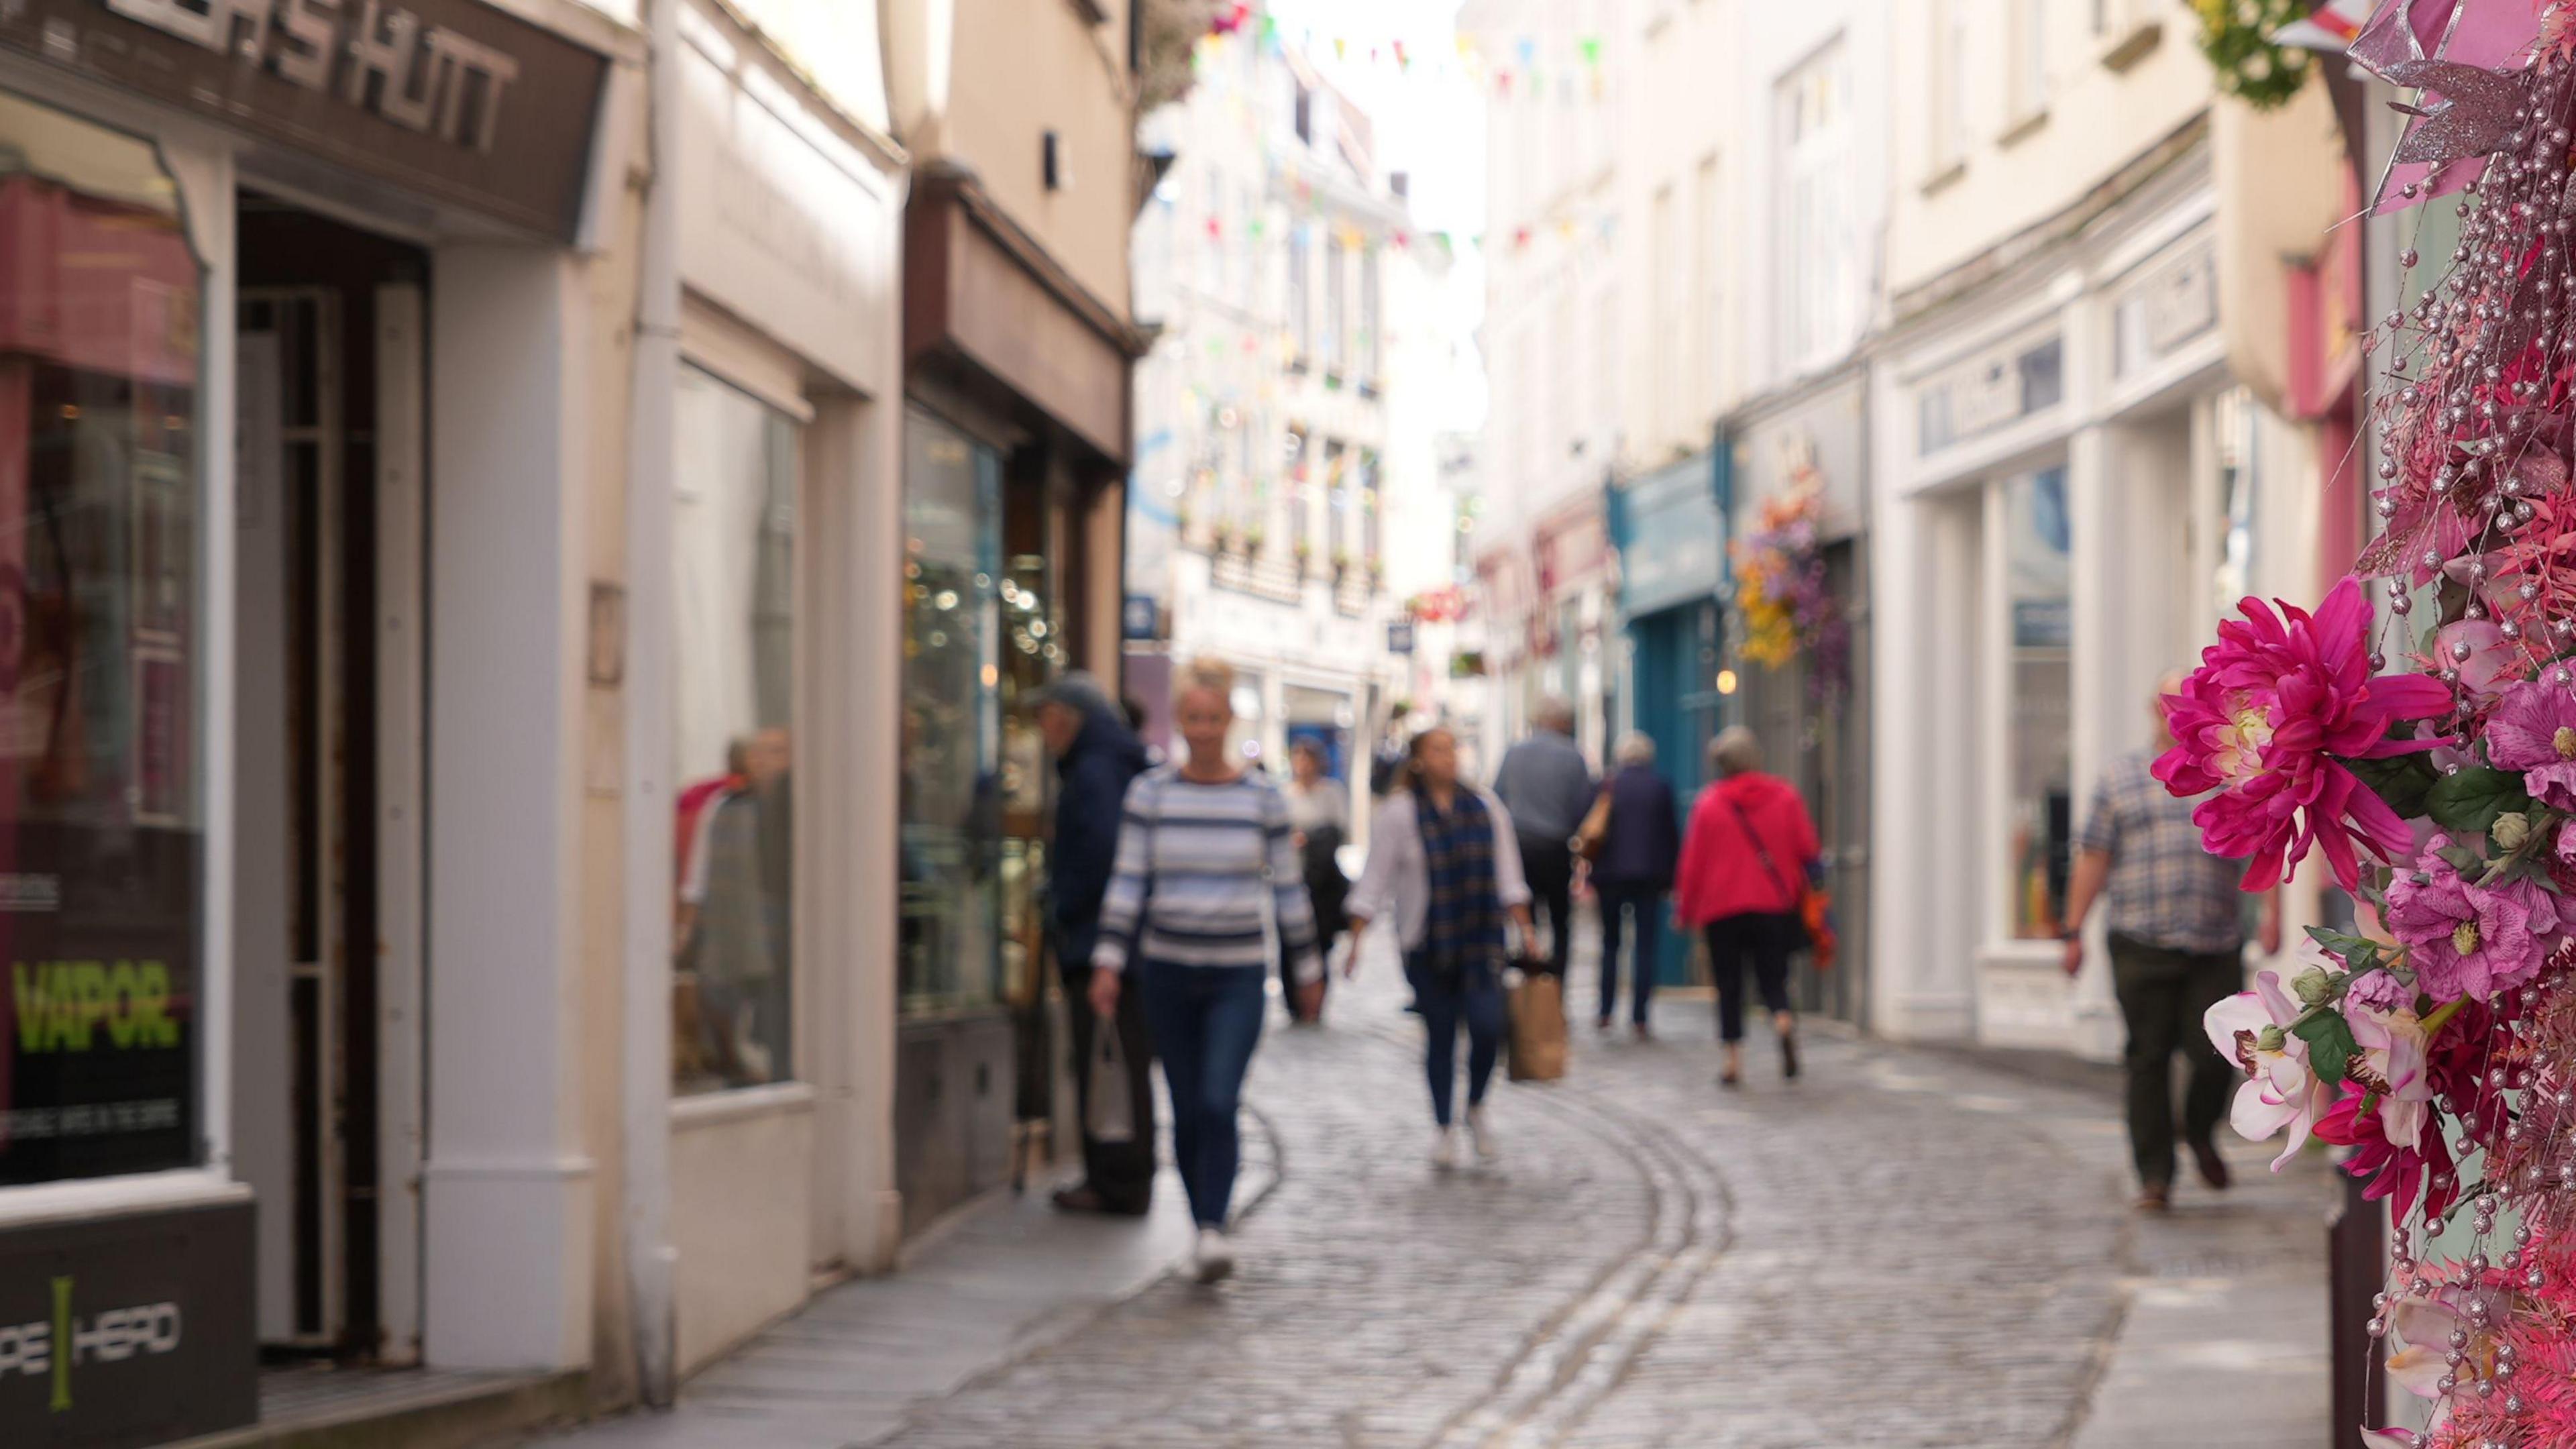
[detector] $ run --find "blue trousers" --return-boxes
[1137,962,1267,1228]
[1405,953,1505,1127]
[1595,882,1664,1026]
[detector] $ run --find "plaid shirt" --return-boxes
[2076,749,2249,954]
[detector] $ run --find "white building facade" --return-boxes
[1128,28,1445,807]
[1462,0,1626,772]
[1868,2,2330,1056]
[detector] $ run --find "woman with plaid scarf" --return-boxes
[1346,727,1538,1169]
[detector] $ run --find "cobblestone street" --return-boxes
[543,932,2329,1449]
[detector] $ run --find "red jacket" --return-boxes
[1675,772,1820,926]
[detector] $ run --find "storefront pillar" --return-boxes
[424,246,596,1372]
[2063,423,2125,1055]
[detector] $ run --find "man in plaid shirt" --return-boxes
[2061,676,2283,1212]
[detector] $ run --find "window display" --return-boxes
[2004,467,2072,941]
[0,91,205,1183]
[671,366,798,1094]
[899,408,1003,1013]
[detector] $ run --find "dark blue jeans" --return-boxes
[1595,882,1664,1026]
[1405,952,1505,1127]
[1137,962,1267,1228]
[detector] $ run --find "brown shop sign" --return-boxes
[0,0,608,238]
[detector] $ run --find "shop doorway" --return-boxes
[231,197,428,1363]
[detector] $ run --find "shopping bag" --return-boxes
[1087,1020,1136,1144]
[1803,888,1839,972]
[1506,969,1568,1082]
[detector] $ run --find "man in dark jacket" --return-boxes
[1035,673,1155,1215]
[1592,734,1681,1037]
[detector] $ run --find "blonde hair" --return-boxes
[1173,657,1237,710]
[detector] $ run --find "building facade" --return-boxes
[883,0,1144,1235]
[0,0,927,1442]
[1868,1,2336,1056]
[1461,0,1624,772]
[1127,24,1438,810]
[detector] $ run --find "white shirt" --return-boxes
[1346,788,1533,951]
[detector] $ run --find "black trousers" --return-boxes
[2107,934,2239,1190]
[1061,956,1157,1210]
[1517,833,1576,977]
[1704,912,1796,1043]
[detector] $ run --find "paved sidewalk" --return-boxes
[529,924,2332,1448]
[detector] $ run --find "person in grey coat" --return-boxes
[1492,698,1594,978]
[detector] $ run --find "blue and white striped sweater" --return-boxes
[1091,766,1322,981]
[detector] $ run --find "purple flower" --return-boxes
[2487,681,2576,809]
[2385,835,2559,1001]
[2345,967,2413,1014]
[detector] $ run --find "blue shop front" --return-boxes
[1606,451,1728,989]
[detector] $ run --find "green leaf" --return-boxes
[2437,843,2488,876]
[2425,767,2535,836]
[2292,1010,2360,1089]
[2305,926,2379,959]
[2343,752,2440,822]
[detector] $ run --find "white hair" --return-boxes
[1615,733,1657,767]
[1710,726,1762,777]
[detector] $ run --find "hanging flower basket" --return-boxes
[1729,471,1847,698]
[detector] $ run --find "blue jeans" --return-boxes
[1405,952,1505,1127]
[1137,962,1267,1228]
[1595,882,1664,1026]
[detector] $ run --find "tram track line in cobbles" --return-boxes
[1356,1014,1737,1449]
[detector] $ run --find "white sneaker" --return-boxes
[1432,1126,1460,1171]
[1193,1227,1236,1283]
[1466,1105,1500,1163]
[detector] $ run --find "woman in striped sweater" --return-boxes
[1089,659,1322,1282]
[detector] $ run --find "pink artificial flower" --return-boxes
[2385,835,2563,1002]
[2316,1082,2459,1224]
[2204,971,2339,1169]
[2345,967,2412,1014]
[2343,998,2432,1152]
[2432,617,2516,701]
[2485,680,2576,810]
[2157,577,2455,892]
[2359,1430,2420,1449]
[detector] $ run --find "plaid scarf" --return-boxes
[1415,784,1503,981]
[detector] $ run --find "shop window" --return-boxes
[0,91,205,1185]
[899,409,1004,1014]
[2004,468,2073,941]
[671,366,799,1094]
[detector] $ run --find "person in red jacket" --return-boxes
[1674,726,1821,1086]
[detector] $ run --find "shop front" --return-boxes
[649,0,906,1375]
[1872,144,2311,1057]
[896,166,1138,1234]
[1728,372,1872,1027]
[0,0,625,1440]
[1607,451,1724,991]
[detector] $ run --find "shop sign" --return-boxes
[1615,453,1721,619]
[1386,619,1415,655]
[1917,335,2063,455]
[1122,594,1159,641]
[1,0,608,239]
[0,824,199,1187]
[2112,238,2218,380]
[1534,499,1608,594]
[0,1198,255,1447]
